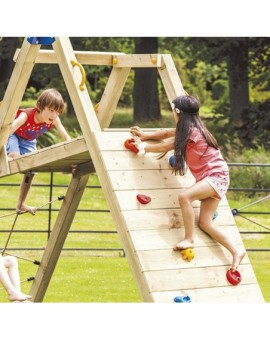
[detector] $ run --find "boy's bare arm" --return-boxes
[53,117,71,141]
[10,112,27,134]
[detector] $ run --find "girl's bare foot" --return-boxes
[173,239,194,251]
[231,249,246,271]
[8,290,32,302]
[16,204,37,215]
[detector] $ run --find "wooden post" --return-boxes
[96,67,130,128]
[0,38,40,151]
[29,172,90,302]
[158,54,185,103]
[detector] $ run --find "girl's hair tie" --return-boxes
[171,102,181,114]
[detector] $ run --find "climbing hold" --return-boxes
[180,248,195,262]
[212,211,218,220]
[136,194,151,205]
[27,37,55,45]
[174,295,191,303]
[226,269,242,285]
[124,139,139,154]
[112,56,118,65]
[168,155,175,168]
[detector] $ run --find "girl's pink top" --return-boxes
[186,128,229,182]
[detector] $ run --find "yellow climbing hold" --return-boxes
[180,248,195,262]
[112,56,118,65]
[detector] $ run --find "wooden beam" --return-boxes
[53,38,101,133]
[113,54,162,68]
[0,38,40,152]
[96,67,130,128]
[158,54,185,104]
[14,49,125,66]
[13,50,161,68]
[29,172,90,302]
[0,146,10,176]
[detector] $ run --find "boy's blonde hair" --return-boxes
[36,88,65,114]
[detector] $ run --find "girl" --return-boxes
[0,254,32,302]
[129,94,245,271]
[6,88,71,215]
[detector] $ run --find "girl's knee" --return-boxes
[178,192,190,206]
[198,218,211,232]
[4,256,18,268]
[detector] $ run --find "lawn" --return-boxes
[0,171,269,303]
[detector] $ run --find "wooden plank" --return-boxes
[152,284,265,302]
[7,137,90,175]
[101,150,173,170]
[53,39,153,302]
[114,188,229,210]
[129,226,243,251]
[96,67,130,128]
[136,245,248,271]
[113,54,162,68]
[0,38,40,151]
[53,37,101,133]
[29,173,90,302]
[0,146,10,176]
[145,264,257,292]
[108,169,195,190]
[122,206,236,230]
[14,49,125,65]
[158,54,185,104]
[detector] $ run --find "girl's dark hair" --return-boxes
[172,95,219,175]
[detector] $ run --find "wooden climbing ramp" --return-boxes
[0,37,265,302]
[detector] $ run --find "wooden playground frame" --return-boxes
[0,37,264,302]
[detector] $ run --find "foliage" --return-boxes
[238,100,270,149]
[1,37,270,149]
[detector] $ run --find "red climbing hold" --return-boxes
[124,138,139,154]
[136,194,151,204]
[226,269,242,285]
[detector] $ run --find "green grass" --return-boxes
[0,172,269,303]
[0,172,142,302]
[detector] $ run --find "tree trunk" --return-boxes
[227,41,249,127]
[0,37,20,99]
[133,37,161,122]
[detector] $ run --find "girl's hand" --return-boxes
[124,137,147,157]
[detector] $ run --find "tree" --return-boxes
[133,37,161,122]
[0,37,21,99]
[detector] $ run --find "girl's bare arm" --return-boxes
[130,126,175,141]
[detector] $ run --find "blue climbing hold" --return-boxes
[212,211,218,220]
[174,295,191,303]
[27,37,55,45]
[169,155,175,168]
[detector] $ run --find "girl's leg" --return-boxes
[4,255,21,290]
[174,180,217,250]
[199,198,246,271]
[17,171,36,215]
[2,256,32,302]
